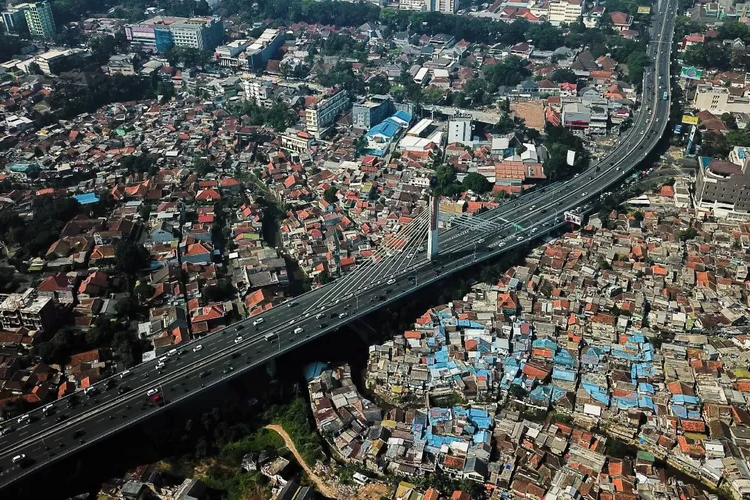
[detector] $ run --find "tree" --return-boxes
[368,74,391,95]
[721,112,738,130]
[115,240,150,276]
[323,186,338,204]
[461,172,492,194]
[27,62,43,75]
[550,68,577,84]
[626,51,650,84]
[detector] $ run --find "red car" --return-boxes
[152,394,163,403]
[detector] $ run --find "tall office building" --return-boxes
[125,16,223,53]
[1,7,27,34]
[21,1,55,38]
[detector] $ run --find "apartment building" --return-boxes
[0,289,56,333]
[3,2,56,38]
[548,0,583,25]
[242,75,274,107]
[305,88,349,138]
[693,84,750,114]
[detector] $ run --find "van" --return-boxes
[12,454,25,464]
[264,333,277,342]
[158,356,168,364]
[167,348,178,357]
[293,327,303,335]
[120,370,132,379]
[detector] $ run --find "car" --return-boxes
[316,313,324,319]
[42,404,54,415]
[253,318,264,326]
[293,327,304,335]
[17,414,30,425]
[517,236,524,241]
[117,386,131,395]
[155,362,165,370]
[11,454,25,464]
[222,366,234,374]
[84,387,97,397]
[152,394,163,403]
[55,414,68,423]
[581,192,587,197]
[386,278,396,285]
[287,301,297,308]
[236,324,244,331]
[72,429,85,438]
[499,242,506,247]
[339,312,348,319]
[319,323,328,329]
[199,371,210,378]
[193,344,203,352]
[289,319,295,326]
[146,388,159,397]
[234,336,243,344]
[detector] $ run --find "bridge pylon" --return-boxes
[427,195,439,261]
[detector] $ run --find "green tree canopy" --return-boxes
[461,172,492,194]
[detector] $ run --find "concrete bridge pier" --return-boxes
[427,195,439,261]
[266,358,277,379]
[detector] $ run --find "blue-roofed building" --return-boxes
[363,113,410,157]
[74,193,101,205]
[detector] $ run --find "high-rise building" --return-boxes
[305,88,349,138]
[20,1,55,38]
[1,7,27,34]
[448,117,473,146]
[695,158,750,219]
[125,16,223,53]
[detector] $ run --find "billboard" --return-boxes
[682,115,699,125]
[637,6,651,13]
[680,66,703,80]
[566,150,576,166]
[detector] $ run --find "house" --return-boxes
[182,243,212,265]
[37,273,75,304]
[78,271,108,299]
[195,188,221,203]
[149,222,177,245]
[610,11,633,31]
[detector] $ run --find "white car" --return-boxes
[234,336,243,344]
[386,278,396,285]
[289,319,295,326]
[339,312,348,318]
[316,313,324,319]
[252,318,264,326]
[293,327,304,335]
[193,344,203,352]
[12,454,25,464]
[146,388,159,397]
[517,236,524,241]
[155,362,165,370]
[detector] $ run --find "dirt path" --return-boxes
[264,424,339,499]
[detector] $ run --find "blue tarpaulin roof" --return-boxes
[74,193,100,205]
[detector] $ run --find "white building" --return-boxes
[242,75,274,107]
[548,0,583,25]
[305,88,349,138]
[448,117,473,146]
[398,0,457,13]
[693,84,750,114]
